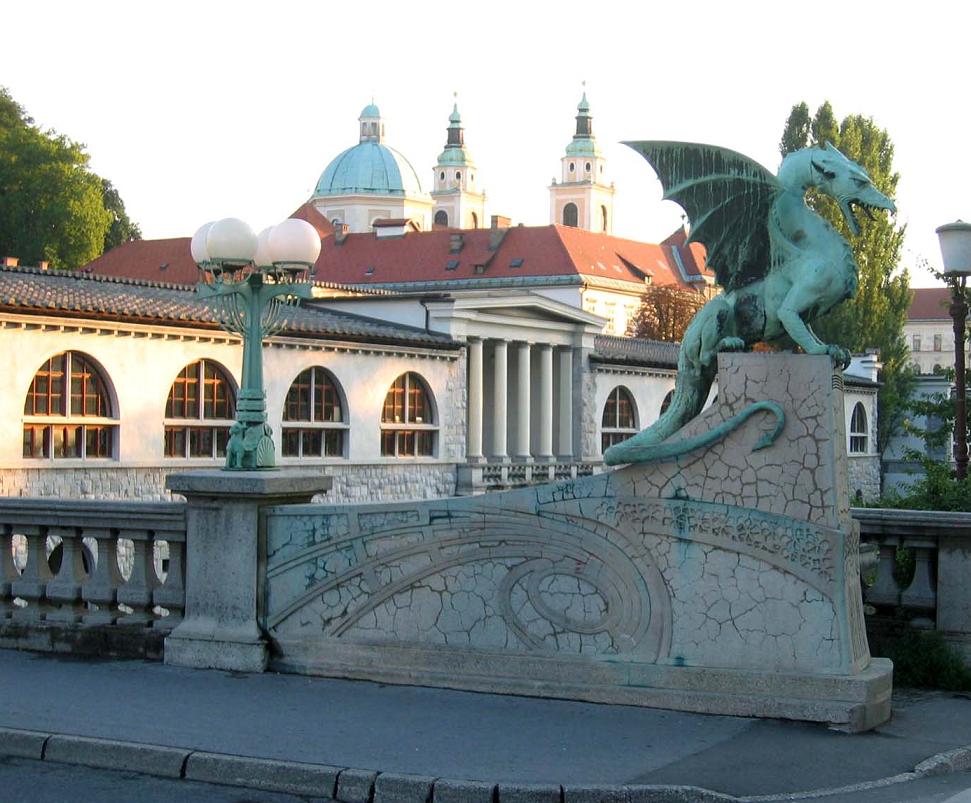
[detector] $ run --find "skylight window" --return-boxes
[446,260,460,270]
[509,258,524,268]
[365,266,375,276]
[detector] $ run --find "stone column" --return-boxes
[557,346,574,459]
[515,342,532,461]
[164,470,331,673]
[537,344,554,462]
[492,340,508,461]
[467,338,484,462]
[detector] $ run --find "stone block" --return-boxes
[375,772,436,803]
[563,785,629,803]
[44,734,188,777]
[433,778,497,803]
[497,783,561,803]
[626,786,736,803]
[338,767,378,803]
[0,726,49,759]
[184,751,340,797]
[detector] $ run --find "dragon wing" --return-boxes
[625,141,783,291]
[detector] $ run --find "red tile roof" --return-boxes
[909,287,953,321]
[85,221,711,292]
[315,224,707,289]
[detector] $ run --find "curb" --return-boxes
[2,726,970,802]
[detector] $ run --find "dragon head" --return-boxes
[809,143,896,236]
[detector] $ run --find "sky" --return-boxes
[4,0,969,287]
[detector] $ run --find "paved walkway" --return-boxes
[2,649,971,801]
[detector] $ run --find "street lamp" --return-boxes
[191,217,320,470]
[935,219,971,480]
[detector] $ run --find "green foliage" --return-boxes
[780,102,914,455]
[875,455,971,511]
[0,87,139,268]
[869,628,971,690]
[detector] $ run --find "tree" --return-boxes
[627,284,706,342]
[0,87,139,268]
[780,102,914,455]
[101,179,141,252]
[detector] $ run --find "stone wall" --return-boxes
[0,464,457,504]
[847,456,881,503]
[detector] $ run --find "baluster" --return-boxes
[0,525,18,619]
[46,527,89,623]
[116,529,159,625]
[153,537,185,631]
[10,527,52,621]
[901,536,937,629]
[82,528,123,625]
[864,535,900,608]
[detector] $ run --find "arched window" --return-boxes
[282,367,347,458]
[585,162,592,172]
[849,403,868,454]
[439,171,445,181]
[470,211,478,229]
[660,390,674,416]
[601,386,638,452]
[563,203,578,227]
[569,162,575,173]
[455,171,462,181]
[600,205,608,232]
[23,352,117,459]
[434,210,449,227]
[164,360,236,459]
[381,372,436,456]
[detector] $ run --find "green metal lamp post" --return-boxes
[190,217,320,470]
[936,219,971,481]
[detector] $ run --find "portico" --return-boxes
[424,293,603,492]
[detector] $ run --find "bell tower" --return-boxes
[549,89,614,233]
[431,96,486,229]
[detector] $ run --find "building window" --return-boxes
[849,402,868,454]
[563,203,578,228]
[164,360,236,459]
[912,334,921,352]
[569,162,575,173]
[439,171,445,181]
[600,205,608,232]
[470,211,478,229]
[934,333,943,352]
[660,390,674,416]
[281,367,347,458]
[381,372,436,457]
[434,210,449,227]
[23,352,117,459]
[455,171,462,181]
[601,386,638,452]
[585,162,591,172]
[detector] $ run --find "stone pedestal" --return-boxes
[163,470,331,673]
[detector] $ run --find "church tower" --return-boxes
[549,91,614,233]
[431,99,486,229]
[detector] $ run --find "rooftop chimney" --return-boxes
[38,260,49,270]
[2,257,19,267]
[491,215,511,229]
[334,224,350,245]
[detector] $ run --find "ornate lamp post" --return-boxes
[936,219,971,480]
[190,217,320,470]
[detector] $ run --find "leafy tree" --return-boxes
[627,284,706,342]
[780,101,914,455]
[0,87,138,268]
[101,178,141,252]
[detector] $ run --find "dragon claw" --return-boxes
[826,345,852,370]
[717,337,746,352]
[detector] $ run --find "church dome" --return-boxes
[314,102,425,198]
[315,142,424,197]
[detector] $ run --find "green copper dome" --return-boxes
[315,142,424,197]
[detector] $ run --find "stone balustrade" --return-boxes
[460,459,598,492]
[0,499,186,653]
[854,507,971,662]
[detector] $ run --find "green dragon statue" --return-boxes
[604,141,895,466]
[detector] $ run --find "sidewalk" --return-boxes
[2,649,971,801]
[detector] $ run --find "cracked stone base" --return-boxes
[165,633,268,673]
[272,642,892,732]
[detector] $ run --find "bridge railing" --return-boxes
[0,499,186,640]
[853,507,971,659]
